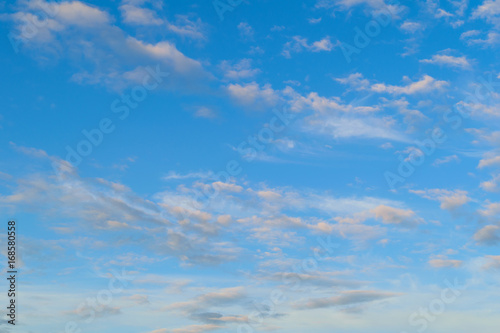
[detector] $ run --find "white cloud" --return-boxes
[316,0,405,16]
[410,189,471,210]
[433,155,460,166]
[257,190,282,200]
[461,30,500,46]
[467,129,500,145]
[55,1,111,27]
[457,100,500,118]
[167,15,207,40]
[305,115,408,142]
[148,324,222,333]
[382,98,429,126]
[285,88,378,114]
[371,205,423,227]
[336,73,449,96]
[0,159,169,229]
[371,75,449,95]
[7,0,209,92]
[226,82,279,108]
[480,174,500,192]
[282,87,409,142]
[120,4,163,25]
[472,0,500,25]
[482,255,500,269]
[429,259,463,268]
[311,37,335,51]
[238,22,254,40]
[219,59,260,80]
[292,290,400,309]
[308,17,322,24]
[282,36,336,58]
[436,8,454,18]
[400,21,425,33]
[334,73,370,90]
[270,25,285,31]
[211,182,243,193]
[194,107,217,119]
[163,171,213,181]
[479,202,500,217]
[126,37,203,73]
[478,155,500,168]
[420,54,471,69]
[474,225,500,245]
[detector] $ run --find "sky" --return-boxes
[0,0,500,332]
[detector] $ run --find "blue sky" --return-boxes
[1,0,500,332]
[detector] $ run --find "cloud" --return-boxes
[334,73,370,90]
[455,101,500,118]
[285,87,377,113]
[370,75,449,95]
[281,86,409,142]
[172,324,222,333]
[400,21,425,33]
[257,190,282,200]
[10,142,49,158]
[420,54,471,69]
[148,324,222,333]
[478,155,500,168]
[482,255,500,269]
[189,312,248,324]
[316,0,405,16]
[123,294,150,304]
[308,17,322,24]
[69,304,121,318]
[409,189,471,210]
[0,156,169,229]
[292,290,400,310]
[238,22,254,40]
[435,8,454,18]
[262,271,366,290]
[120,3,206,39]
[303,114,408,142]
[194,107,217,119]
[472,0,500,26]
[336,73,449,96]
[54,1,112,27]
[461,30,500,46]
[460,30,482,40]
[219,59,260,80]
[371,205,423,227]
[429,259,463,268]
[282,36,336,58]
[311,37,335,51]
[120,4,163,25]
[474,225,500,245]
[167,287,246,313]
[163,171,213,181]
[211,182,243,193]
[226,82,279,108]
[467,129,500,145]
[382,98,429,126]
[480,174,500,192]
[166,15,207,40]
[0,148,250,266]
[433,155,460,166]
[126,37,203,74]
[7,0,208,91]
[271,25,286,31]
[478,202,500,217]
